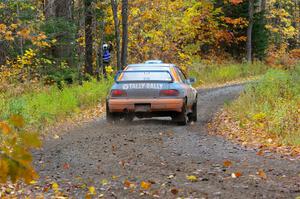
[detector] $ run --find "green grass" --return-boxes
[228,65,300,146]
[0,78,113,130]
[189,62,269,86]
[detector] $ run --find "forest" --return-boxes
[0,0,300,197]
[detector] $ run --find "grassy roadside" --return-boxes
[0,79,113,130]
[209,65,300,154]
[0,63,269,132]
[189,62,269,87]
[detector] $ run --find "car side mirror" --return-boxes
[187,77,196,84]
[114,70,122,82]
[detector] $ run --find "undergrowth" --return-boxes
[228,65,300,146]
[0,78,113,130]
[189,62,268,86]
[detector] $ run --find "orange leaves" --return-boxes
[0,122,11,135]
[124,180,135,189]
[140,181,151,190]
[231,172,242,178]
[0,116,41,184]
[223,160,233,167]
[10,115,24,128]
[257,169,267,180]
[221,17,248,28]
[17,28,31,39]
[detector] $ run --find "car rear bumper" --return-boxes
[108,98,183,113]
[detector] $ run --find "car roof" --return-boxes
[144,60,164,64]
[127,63,176,68]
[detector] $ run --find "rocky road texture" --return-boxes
[33,84,300,198]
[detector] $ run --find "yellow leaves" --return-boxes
[0,159,9,183]
[10,24,18,30]
[52,182,59,192]
[0,23,7,33]
[100,179,108,186]
[140,181,151,190]
[105,66,114,74]
[88,186,96,195]
[252,112,266,122]
[17,28,31,39]
[5,31,14,41]
[186,175,198,182]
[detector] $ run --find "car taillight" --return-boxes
[159,89,179,96]
[111,89,127,97]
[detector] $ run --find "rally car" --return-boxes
[106,63,198,125]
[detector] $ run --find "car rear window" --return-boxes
[118,71,172,82]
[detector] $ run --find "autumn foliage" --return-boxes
[0,116,41,183]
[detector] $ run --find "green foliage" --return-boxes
[253,12,269,60]
[229,66,300,146]
[0,79,113,130]
[189,62,268,85]
[0,115,41,183]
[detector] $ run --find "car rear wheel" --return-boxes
[106,101,120,123]
[175,101,188,126]
[189,101,197,122]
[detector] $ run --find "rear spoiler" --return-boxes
[114,70,174,83]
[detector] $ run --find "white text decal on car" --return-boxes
[122,83,163,90]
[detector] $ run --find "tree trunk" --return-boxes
[84,0,93,75]
[111,0,122,70]
[121,0,129,68]
[97,20,106,80]
[44,0,73,61]
[247,0,254,63]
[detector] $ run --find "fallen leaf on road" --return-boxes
[186,175,198,182]
[256,150,264,156]
[100,179,108,186]
[167,174,175,179]
[52,182,59,192]
[53,134,60,139]
[258,169,267,180]
[231,172,242,178]
[170,188,179,195]
[140,181,151,190]
[88,186,96,195]
[63,163,70,170]
[124,180,135,189]
[223,160,232,167]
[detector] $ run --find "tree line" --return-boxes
[0,0,299,85]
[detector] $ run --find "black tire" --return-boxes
[176,101,188,126]
[106,101,120,123]
[189,101,198,122]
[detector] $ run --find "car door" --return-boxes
[174,67,193,107]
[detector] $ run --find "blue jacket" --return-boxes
[103,50,111,63]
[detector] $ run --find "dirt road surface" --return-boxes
[33,84,300,198]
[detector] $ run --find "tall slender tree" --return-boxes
[111,0,121,70]
[247,0,254,63]
[84,0,94,75]
[121,0,129,68]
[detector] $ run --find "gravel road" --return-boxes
[33,84,300,198]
